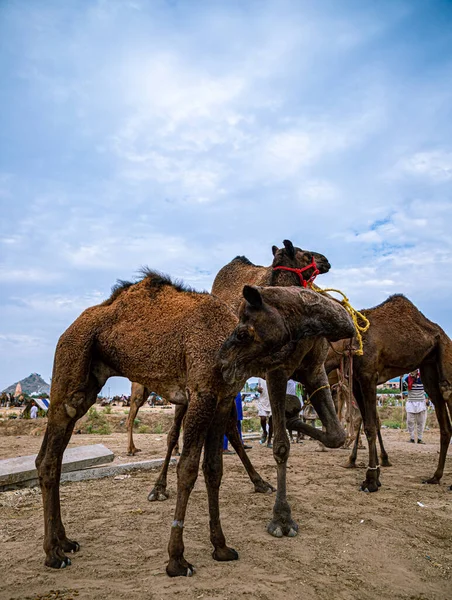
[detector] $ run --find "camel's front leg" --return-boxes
[266,369,298,538]
[148,403,186,501]
[126,384,148,456]
[203,400,239,562]
[420,362,452,484]
[166,392,216,577]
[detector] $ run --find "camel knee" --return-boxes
[330,428,346,448]
[273,440,290,463]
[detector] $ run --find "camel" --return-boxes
[214,241,355,538]
[36,269,353,575]
[126,382,180,457]
[325,294,452,491]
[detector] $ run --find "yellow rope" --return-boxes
[310,284,370,356]
[308,384,330,402]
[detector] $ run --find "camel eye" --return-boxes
[237,328,253,343]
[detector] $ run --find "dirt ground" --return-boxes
[0,428,451,600]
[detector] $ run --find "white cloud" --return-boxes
[395,150,452,182]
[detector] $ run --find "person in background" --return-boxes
[256,378,273,448]
[223,392,252,454]
[404,369,428,444]
[30,401,38,419]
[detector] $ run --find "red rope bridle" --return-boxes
[272,256,320,288]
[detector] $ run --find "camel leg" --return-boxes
[226,409,275,494]
[266,369,298,538]
[354,375,380,492]
[377,413,392,467]
[127,384,148,456]
[148,403,186,501]
[289,367,346,448]
[203,401,239,563]
[36,370,103,568]
[420,362,452,484]
[166,392,216,578]
[344,419,361,468]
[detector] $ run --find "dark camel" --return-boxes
[325,294,452,491]
[219,284,355,537]
[214,241,355,538]
[36,269,354,575]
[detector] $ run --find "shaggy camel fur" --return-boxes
[325,294,452,491]
[214,241,354,539]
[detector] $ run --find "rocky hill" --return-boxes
[2,373,50,396]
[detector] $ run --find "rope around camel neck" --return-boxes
[311,284,370,356]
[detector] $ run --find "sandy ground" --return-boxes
[0,429,451,600]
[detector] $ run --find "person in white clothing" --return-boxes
[404,370,428,444]
[256,377,273,447]
[30,402,38,419]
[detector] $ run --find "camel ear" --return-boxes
[283,239,295,259]
[272,245,278,257]
[243,285,263,308]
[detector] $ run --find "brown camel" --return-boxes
[126,382,180,457]
[214,240,356,539]
[36,269,353,575]
[36,270,256,575]
[325,294,452,491]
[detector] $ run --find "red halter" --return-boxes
[273,256,320,288]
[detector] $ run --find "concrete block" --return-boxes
[0,444,114,490]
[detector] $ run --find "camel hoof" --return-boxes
[45,551,72,569]
[147,488,169,502]
[269,525,283,538]
[166,559,196,578]
[423,477,440,485]
[61,539,80,554]
[253,480,275,494]
[267,517,299,538]
[360,481,379,493]
[212,546,239,562]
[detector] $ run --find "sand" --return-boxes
[0,429,451,600]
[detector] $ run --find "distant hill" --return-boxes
[2,373,50,395]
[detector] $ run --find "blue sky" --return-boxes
[1,0,452,395]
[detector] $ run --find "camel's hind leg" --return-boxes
[36,369,104,568]
[148,403,186,502]
[127,383,149,456]
[226,405,275,494]
[420,361,452,484]
[377,413,392,467]
[353,375,381,492]
[203,398,239,563]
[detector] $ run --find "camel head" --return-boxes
[270,239,331,287]
[218,284,355,384]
